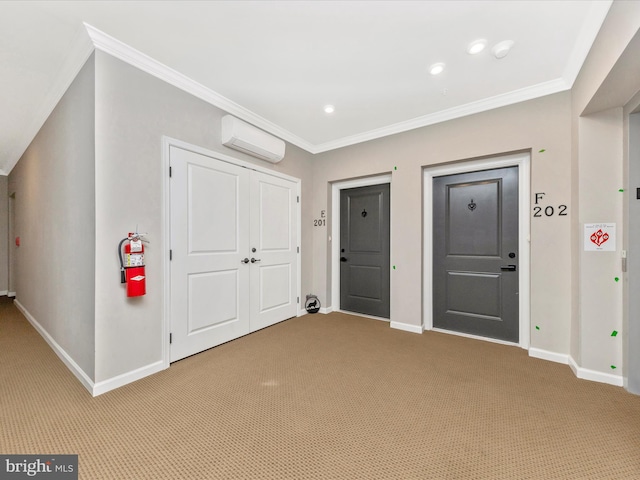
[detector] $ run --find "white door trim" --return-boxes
[330,174,392,318]
[423,152,531,349]
[162,136,302,369]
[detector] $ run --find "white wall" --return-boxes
[8,54,96,381]
[577,109,624,374]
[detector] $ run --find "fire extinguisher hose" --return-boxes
[118,237,128,283]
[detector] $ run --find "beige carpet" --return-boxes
[1,297,639,479]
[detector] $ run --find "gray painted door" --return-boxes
[433,167,519,342]
[340,184,390,318]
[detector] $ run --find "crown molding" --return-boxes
[83,23,315,154]
[2,24,95,175]
[311,77,571,154]
[83,23,574,157]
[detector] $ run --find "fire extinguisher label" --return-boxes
[125,253,144,267]
[130,275,146,282]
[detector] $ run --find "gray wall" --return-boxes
[312,92,573,356]
[93,51,314,383]
[0,175,8,293]
[8,54,96,380]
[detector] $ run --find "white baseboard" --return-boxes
[14,299,95,395]
[530,350,623,387]
[297,309,307,317]
[568,355,579,376]
[390,321,423,334]
[529,347,569,365]
[568,355,624,387]
[92,360,165,397]
[0,290,8,296]
[319,306,333,314]
[8,291,16,298]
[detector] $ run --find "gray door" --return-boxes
[340,184,390,318]
[433,167,519,342]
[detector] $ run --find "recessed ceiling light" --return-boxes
[492,40,514,59]
[467,39,487,55]
[429,63,445,75]
[324,105,335,114]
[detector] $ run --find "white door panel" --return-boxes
[188,164,240,253]
[170,146,250,362]
[257,181,292,251]
[259,263,291,310]
[250,172,298,332]
[170,147,298,361]
[188,270,239,331]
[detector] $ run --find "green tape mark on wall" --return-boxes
[615,277,620,282]
[611,365,617,370]
[535,326,540,331]
[538,149,546,153]
[611,330,618,337]
[393,265,396,270]
[619,189,625,192]
[394,166,397,171]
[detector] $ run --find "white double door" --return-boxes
[170,146,298,362]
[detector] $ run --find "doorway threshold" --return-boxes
[430,327,520,347]
[335,309,390,323]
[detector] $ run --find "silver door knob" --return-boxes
[241,258,250,264]
[251,258,261,263]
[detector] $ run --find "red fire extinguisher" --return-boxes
[119,233,147,297]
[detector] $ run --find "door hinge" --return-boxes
[297,195,299,203]
[170,333,172,344]
[297,246,299,253]
[169,250,173,261]
[169,166,172,177]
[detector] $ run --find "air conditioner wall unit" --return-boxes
[221,115,285,163]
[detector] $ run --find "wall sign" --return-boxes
[314,209,326,227]
[584,223,616,251]
[532,192,568,217]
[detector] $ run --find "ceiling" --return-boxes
[0,0,612,174]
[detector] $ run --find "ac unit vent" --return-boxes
[221,115,285,163]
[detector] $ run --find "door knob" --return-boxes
[251,258,261,263]
[340,257,348,262]
[241,258,250,264]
